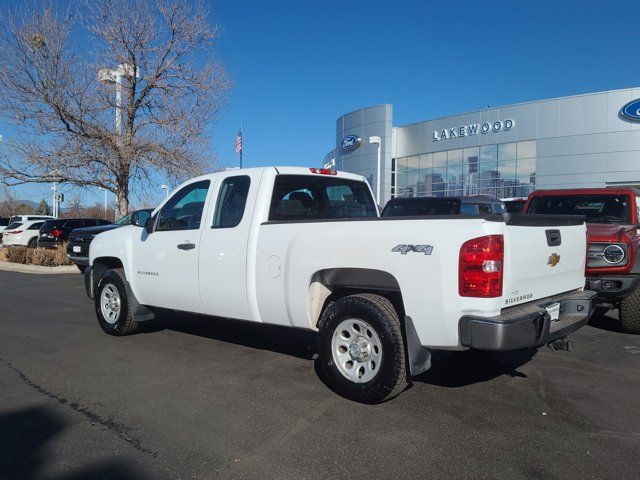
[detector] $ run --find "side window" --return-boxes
[477,203,492,214]
[460,204,478,215]
[63,220,84,229]
[156,180,210,231]
[28,222,44,230]
[212,176,250,228]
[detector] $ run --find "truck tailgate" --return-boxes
[503,214,586,307]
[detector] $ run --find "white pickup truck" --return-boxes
[85,167,595,403]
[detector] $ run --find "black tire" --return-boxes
[619,286,640,334]
[317,293,407,404]
[94,268,140,336]
[76,264,87,274]
[27,237,37,248]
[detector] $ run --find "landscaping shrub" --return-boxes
[3,244,73,267]
[5,246,28,264]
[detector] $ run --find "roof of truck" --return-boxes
[529,188,640,196]
[189,166,368,183]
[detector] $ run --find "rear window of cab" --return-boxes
[269,175,377,221]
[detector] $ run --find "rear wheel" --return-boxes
[317,293,407,403]
[95,268,139,336]
[27,237,37,248]
[619,286,640,334]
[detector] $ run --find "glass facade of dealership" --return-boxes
[394,140,537,198]
[326,87,640,206]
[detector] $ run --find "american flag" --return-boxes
[235,129,242,155]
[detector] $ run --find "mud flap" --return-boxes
[404,316,431,377]
[124,282,156,322]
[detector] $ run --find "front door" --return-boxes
[131,179,211,313]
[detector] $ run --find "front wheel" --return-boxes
[95,269,139,336]
[619,286,640,334]
[317,293,407,403]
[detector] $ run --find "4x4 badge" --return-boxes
[392,244,433,255]
[548,253,561,267]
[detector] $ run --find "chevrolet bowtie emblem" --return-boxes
[548,253,561,267]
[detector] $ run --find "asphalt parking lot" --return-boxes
[1,270,639,480]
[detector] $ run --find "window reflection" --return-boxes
[392,141,536,199]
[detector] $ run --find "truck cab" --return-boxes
[524,188,640,332]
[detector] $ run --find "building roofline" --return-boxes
[337,103,392,120]
[394,86,640,129]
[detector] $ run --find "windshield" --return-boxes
[382,198,460,217]
[114,213,132,225]
[527,194,633,224]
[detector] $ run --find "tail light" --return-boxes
[309,168,337,175]
[459,235,504,298]
[8,230,22,234]
[52,228,63,238]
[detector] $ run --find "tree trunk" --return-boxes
[116,179,129,218]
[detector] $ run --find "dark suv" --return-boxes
[38,218,112,248]
[66,210,152,271]
[381,195,505,217]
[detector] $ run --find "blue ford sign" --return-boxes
[620,99,640,123]
[340,135,361,151]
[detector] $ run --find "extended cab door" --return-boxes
[199,170,262,321]
[131,179,211,313]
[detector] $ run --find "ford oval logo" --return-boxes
[340,135,361,151]
[620,99,640,123]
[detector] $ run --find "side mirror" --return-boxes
[131,210,151,227]
[144,216,155,235]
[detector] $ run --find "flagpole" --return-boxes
[239,122,243,169]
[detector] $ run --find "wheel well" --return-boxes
[93,257,124,284]
[309,268,405,329]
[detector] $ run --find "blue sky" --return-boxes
[4,0,640,208]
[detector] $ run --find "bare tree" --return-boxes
[0,0,229,215]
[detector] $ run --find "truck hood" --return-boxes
[586,223,637,243]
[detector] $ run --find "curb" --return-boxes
[0,261,79,275]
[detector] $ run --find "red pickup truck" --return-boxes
[524,188,640,333]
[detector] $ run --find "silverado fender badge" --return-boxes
[547,253,561,267]
[392,244,433,255]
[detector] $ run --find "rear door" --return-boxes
[503,217,586,306]
[199,170,262,320]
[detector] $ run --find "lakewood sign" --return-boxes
[433,119,514,142]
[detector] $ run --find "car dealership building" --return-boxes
[324,87,640,206]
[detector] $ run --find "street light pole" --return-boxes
[368,136,382,206]
[161,184,169,198]
[99,187,107,218]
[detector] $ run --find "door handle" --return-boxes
[177,242,196,251]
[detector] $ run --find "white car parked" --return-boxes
[2,220,46,248]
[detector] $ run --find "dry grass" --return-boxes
[3,244,73,267]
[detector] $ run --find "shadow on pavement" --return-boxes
[413,348,535,387]
[147,311,538,390]
[587,307,629,334]
[144,310,318,360]
[0,405,152,480]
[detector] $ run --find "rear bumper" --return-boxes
[37,238,60,248]
[459,290,597,351]
[585,275,639,299]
